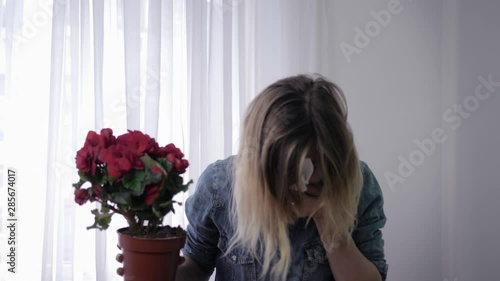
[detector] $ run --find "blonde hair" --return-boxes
[229,74,363,280]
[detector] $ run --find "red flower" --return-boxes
[76,145,99,175]
[145,138,161,156]
[176,159,189,174]
[131,157,144,170]
[165,144,184,158]
[116,130,152,157]
[172,158,183,174]
[166,152,177,163]
[85,131,100,147]
[144,183,161,205]
[166,149,189,174]
[75,189,90,205]
[99,128,116,148]
[102,144,133,178]
[154,147,168,158]
[164,143,176,153]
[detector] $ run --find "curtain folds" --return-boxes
[37,0,249,280]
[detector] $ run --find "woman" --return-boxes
[176,74,388,281]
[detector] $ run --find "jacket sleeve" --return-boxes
[352,161,389,281]
[182,162,220,275]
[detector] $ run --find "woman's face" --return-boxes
[303,146,323,198]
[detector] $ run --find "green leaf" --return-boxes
[122,170,146,196]
[97,213,112,229]
[157,158,173,173]
[175,177,183,184]
[140,154,157,169]
[158,200,173,208]
[78,171,90,182]
[143,168,163,186]
[183,179,193,191]
[110,191,132,205]
[87,208,113,230]
[156,200,177,217]
[142,155,170,177]
[129,201,148,211]
[107,176,116,185]
[101,205,110,214]
[72,180,85,189]
[152,205,166,218]
[92,168,106,185]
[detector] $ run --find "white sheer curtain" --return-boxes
[0,1,337,279]
[36,0,247,280]
[1,0,247,280]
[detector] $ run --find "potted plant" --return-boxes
[72,128,192,281]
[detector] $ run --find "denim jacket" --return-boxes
[182,155,388,281]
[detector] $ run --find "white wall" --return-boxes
[332,1,443,280]
[451,0,500,280]
[236,1,500,280]
[331,1,500,280]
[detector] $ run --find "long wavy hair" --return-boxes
[228,74,363,281]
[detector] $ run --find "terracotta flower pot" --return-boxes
[116,227,186,281]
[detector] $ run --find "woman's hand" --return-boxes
[292,189,346,250]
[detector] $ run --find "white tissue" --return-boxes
[299,158,314,192]
[290,158,314,192]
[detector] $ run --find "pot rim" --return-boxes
[117,226,187,240]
